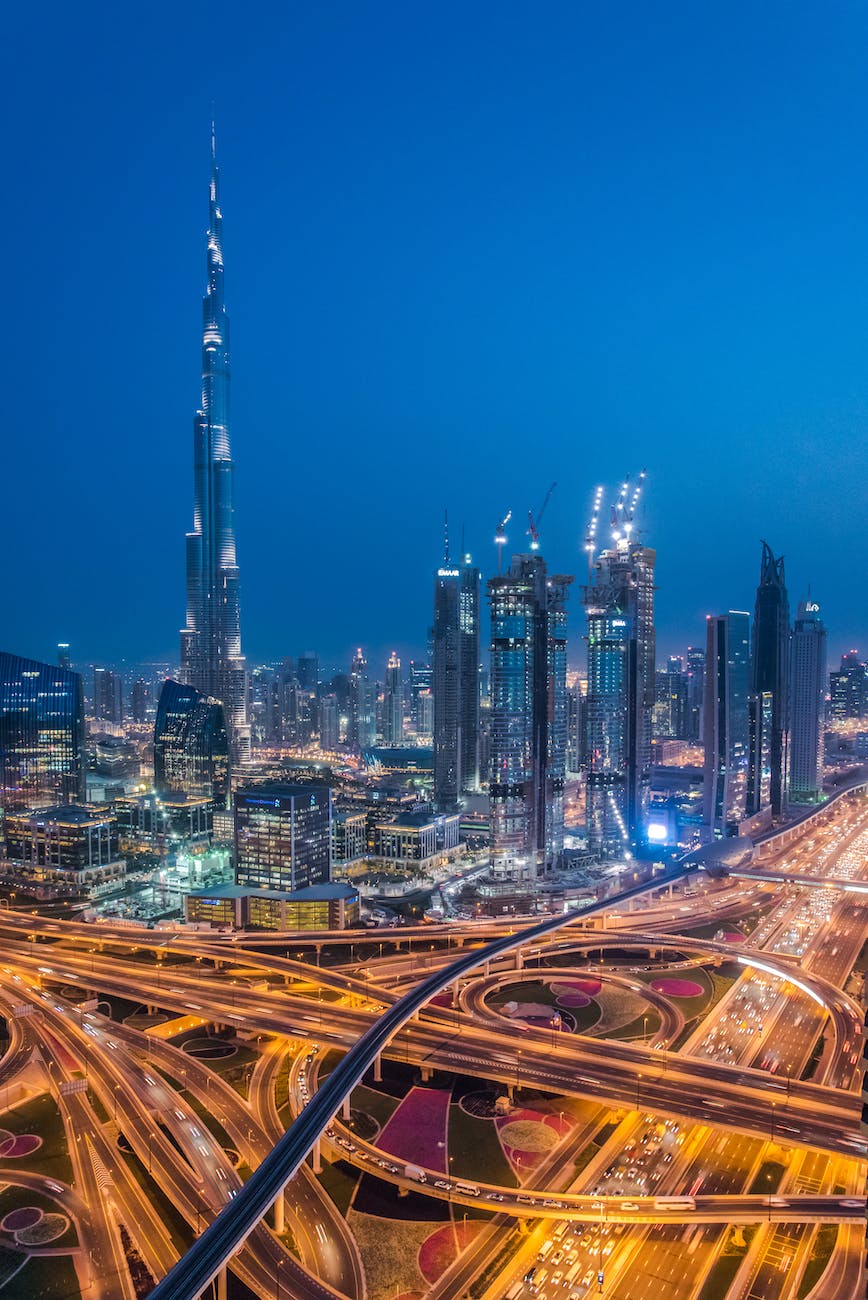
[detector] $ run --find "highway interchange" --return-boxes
[0,791,865,1299]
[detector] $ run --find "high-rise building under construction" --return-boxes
[433,533,480,808]
[487,551,570,880]
[583,475,656,854]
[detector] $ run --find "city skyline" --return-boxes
[6,6,868,667]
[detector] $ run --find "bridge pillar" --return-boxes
[420,1066,432,1082]
[514,951,523,971]
[373,1053,382,1083]
[342,1096,351,1121]
[506,1083,514,1100]
[483,961,490,978]
[273,1189,285,1234]
[217,1267,227,1300]
[312,1138,322,1174]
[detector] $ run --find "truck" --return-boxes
[505,1284,524,1300]
[404,1163,428,1184]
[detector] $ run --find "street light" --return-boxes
[276,1257,286,1300]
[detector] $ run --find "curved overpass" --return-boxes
[148,865,697,1300]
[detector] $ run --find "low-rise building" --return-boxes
[186,881,359,930]
[370,810,460,866]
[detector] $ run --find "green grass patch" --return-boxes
[318,1158,360,1215]
[797,1224,838,1298]
[449,1103,518,1187]
[698,1224,757,1300]
[603,1009,663,1041]
[0,1092,73,1185]
[748,1160,786,1194]
[488,980,558,1008]
[4,1253,81,1299]
[349,1084,402,1129]
[468,1227,524,1299]
[86,1087,110,1125]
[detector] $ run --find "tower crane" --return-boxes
[527,481,557,551]
[494,509,512,574]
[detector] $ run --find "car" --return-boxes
[549,1250,563,1266]
[434,1179,451,1190]
[620,1201,639,1211]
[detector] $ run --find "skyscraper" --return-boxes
[383,652,404,744]
[235,783,332,891]
[584,522,656,854]
[789,599,826,803]
[93,667,123,725]
[179,126,250,762]
[703,612,750,837]
[348,649,375,751]
[829,652,866,721]
[433,535,480,809]
[488,553,571,881]
[748,542,790,817]
[153,679,229,807]
[0,651,86,809]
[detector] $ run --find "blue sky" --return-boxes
[3,2,868,675]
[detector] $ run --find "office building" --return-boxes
[703,613,750,836]
[0,650,86,809]
[186,881,359,931]
[319,694,340,751]
[488,552,571,881]
[93,667,123,724]
[383,652,404,744]
[433,541,480,808]
[296,652,319,693]
[584,530,656,853]
[130,678,150,723]
[829,653,866,722]
[685,645,705,742]
[234,783,332,892]
[179,127,250,762]
[748,542,790,817]
[654,667,689,740]
[789,599,826,803]
[746,691,773,822]
[153,678,229,806]
[57,644,71,671]
[348,649,376,751]
[3,805,125,892]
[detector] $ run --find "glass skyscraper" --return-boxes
[748,542,790,817]
[433,545,480,809]
[487,553,570,881]
[179,127,250,762]
[0,651,86,810]
[789,599,826,803]
[703,612,750,837]
[235,783,332,891]
[153,679,229,807]
[584,538,656,854]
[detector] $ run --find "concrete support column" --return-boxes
[483,961,490,978]
[342,1095,351,1121]
[514,951,523,971]
[217,1267,227,1300]
[273,1189,285,1234]
[373,1054,382,1083]
[420,1066,432,1082]
[313,1139,322,1175]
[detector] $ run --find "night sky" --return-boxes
[5,2,868,676]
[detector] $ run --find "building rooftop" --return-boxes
[8,804,112,827]
[188,882,357,902]
[236,782,330,801]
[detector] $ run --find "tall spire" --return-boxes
[180,125,250,763]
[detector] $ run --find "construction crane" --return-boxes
[494,509,512,574]
[584,484,604,578]
[527,481,557,551]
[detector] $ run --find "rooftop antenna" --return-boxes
[527,481,557,551]
[495,509,512,575]
[584,485,604,578]
[443,510,450,565]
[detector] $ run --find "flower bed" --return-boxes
[418,1220,486,1283]
[377,1087,451,1172]
[650,978,704,998]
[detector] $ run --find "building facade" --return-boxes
[383,652,404,744]
[789,599,826,803]
[153,679,229,807]
[433,548,480,808]
[584,539,656,853]
[179,127,250,762]
[3,805,125,891]
[703,612,750,837]
[234,783,332,892]
[748,542,790,818]
[488,553,571,881]
[0,651,86,809]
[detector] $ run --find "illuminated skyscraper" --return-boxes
[703,612,750,836]
[383,652,404,744]
[348,649,375,751]
[488,553,571,881]
[179,126,250,762]
[93,667,123,725]
[748,542,790,817]
[433,535,480,809]
[584,490,656,854]
[789,598,826,803]
[153,679,229,807]
[0,651,86,809]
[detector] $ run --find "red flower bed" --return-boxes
[377,1087,451,1171]
[650,978,703,998]
[418,1220,485,1282]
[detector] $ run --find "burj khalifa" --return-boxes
[180,127,250,761]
